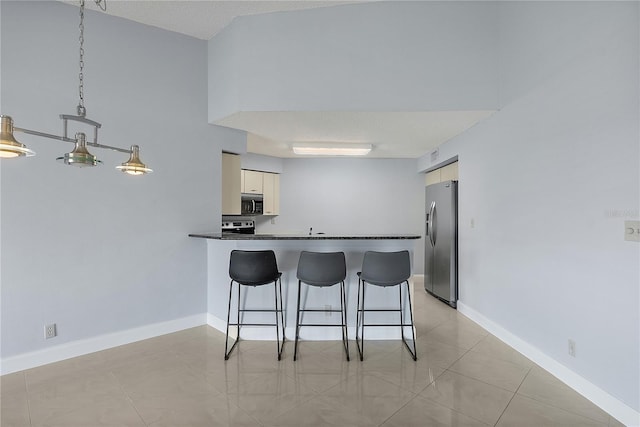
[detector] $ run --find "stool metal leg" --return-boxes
[340,280,350,361]
[293,280,302,361]
[400,280,417,360]
[278,278,286,357]
[224,280,239,360]
[355,278,366,361]
[274,278,285,361]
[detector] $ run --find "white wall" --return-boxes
[419,1,639,418]
[208,1,499,122]
[255,158,425,271]
[0,1,245,363]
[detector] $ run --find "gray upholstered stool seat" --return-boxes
[294,251,350,361]
[225,250,285,360]
[356,250,417,361]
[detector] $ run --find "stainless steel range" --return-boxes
[222,220,255,235]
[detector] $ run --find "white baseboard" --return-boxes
[457,301,640,427]
[0,314,207,376]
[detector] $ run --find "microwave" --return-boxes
[241,194,263,215]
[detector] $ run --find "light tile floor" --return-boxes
[1,280,625,427]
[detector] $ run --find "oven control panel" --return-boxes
[222,221,254,229]
[222,220,255,234]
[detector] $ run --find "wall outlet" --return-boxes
[44,323,57,339]
[568,339,576,357]
[325,304,332,317]
[625,220,640,242]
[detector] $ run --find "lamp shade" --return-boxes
[0,115,35,158]
[56,132,101,167]
[116,145,152,175]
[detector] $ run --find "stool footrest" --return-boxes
[299,309,343,313]
[228,322,279,327]
[297,323,347,327]
[361,323,415,327]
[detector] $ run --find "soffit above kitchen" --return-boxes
[208,2,500,159]
[227,111,495,159]
[60,1,498,159]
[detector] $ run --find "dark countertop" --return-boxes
[189,233,421,240]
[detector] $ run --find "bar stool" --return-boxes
[294,251,350,361]
[356,250,417,361]
[224,250,285,360]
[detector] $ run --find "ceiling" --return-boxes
[67,0,361,41]
[63,0,494,159]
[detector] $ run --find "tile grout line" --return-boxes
[109,370,149,426]
[374,365,456,427]
[375,391,421,427]
[23,371,34,427]
[515,374,613,425]
[428,333,518,427]
[491,364,533,426]
[419,369,497,426]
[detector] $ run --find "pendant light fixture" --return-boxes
[56,132,100,167]
[0,0,153,175]
[0,116,35,158]
[116,145,153,175]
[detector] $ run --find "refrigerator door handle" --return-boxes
[427,201,436,247]
[431,202,437,246]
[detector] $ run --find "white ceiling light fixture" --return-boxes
[0,0,152,175]
[292,143,372,157]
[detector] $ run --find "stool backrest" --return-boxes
[360,250,411,286]
[297,251,346,287]
[229,250,279,286]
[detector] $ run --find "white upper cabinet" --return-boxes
[440,162,459,182]
[242,170,263,194]
[263,172,280,215]
[425,161,458,186]
[222,153,241,215]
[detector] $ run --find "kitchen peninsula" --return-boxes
[189,232,420,240]
[190,232,421,341]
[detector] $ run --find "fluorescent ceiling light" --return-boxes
[292,143,372,156]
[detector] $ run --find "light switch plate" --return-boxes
[624,220,640,242]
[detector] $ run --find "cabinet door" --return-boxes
[243,170,263,194]
[425,169,441,186]
[263,172,280,215]
[222,153,241,215]
[425,161,458,186]
[440,162,459,181]
[273,174,280,215]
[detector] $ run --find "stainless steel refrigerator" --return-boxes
[425,180,458,308]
